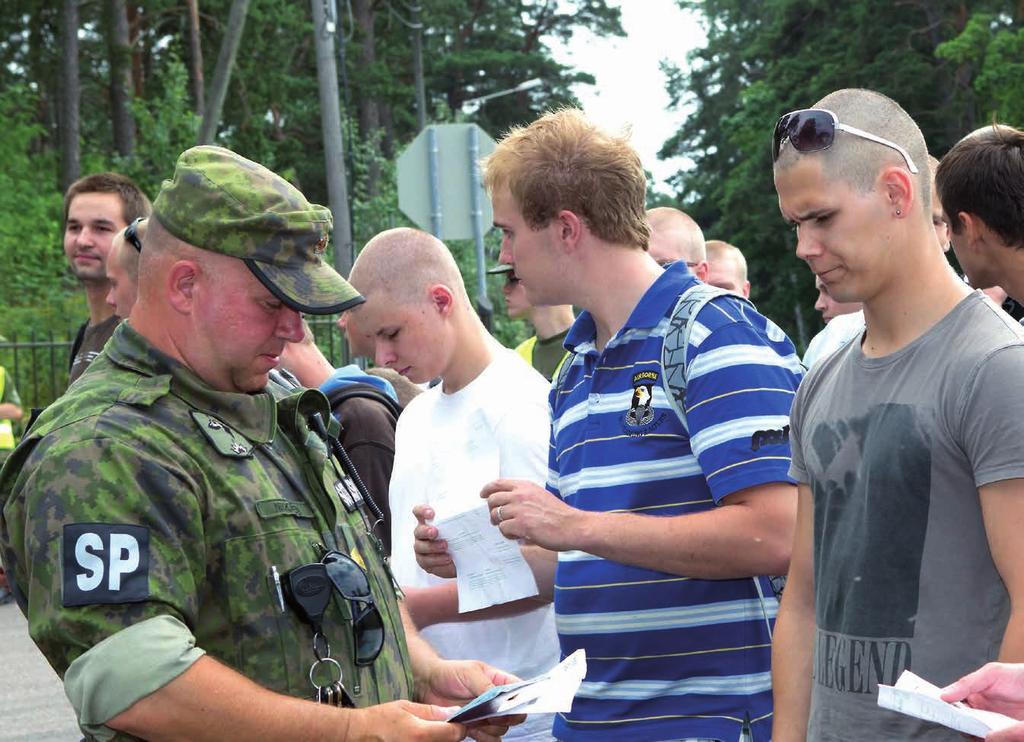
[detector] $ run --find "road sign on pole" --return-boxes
[397,123,497,242]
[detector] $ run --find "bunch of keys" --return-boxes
[283,563,355,707]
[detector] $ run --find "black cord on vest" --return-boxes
[308,412,385,526]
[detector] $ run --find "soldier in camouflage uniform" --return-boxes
[0,146,521,742]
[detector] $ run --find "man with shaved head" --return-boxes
[706,239,751,297]
[345,227,560,741]
[772,90,1024,740]
[104,218,146,318]
[646,206,709,279]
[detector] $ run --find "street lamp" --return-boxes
[461,78,543,115]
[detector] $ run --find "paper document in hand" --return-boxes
[434,504,538,612]
[448,649,587,724]
[877,669,1017,737]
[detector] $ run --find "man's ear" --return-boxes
[428,284,455,316]
[958,212,998,250]
[880,165,914,218]
[555,209,584,251]
[694,260,710,283]
[166,260,200,315]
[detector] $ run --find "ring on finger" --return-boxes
[496,505,505,523]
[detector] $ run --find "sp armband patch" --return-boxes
[62,524,150,607]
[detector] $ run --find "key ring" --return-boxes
[309,656,344,692]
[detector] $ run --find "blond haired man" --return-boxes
[706,239,751,297]
[415,109,803,741]
[646,206,709,278]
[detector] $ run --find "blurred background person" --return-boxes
[489,263,573,380]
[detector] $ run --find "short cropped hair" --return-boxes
[482,108,650,249]
[706,240,748,282]
[113,218,146,278]
[936,124,1024,248]
[775,89,930,215]
[647,207,706,263]
[349,227,470,307]
[63,172,151,225]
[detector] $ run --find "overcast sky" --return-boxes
[551,0,706,191]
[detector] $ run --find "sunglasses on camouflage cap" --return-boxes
[772,108,920,174]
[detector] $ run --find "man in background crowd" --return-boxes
[64,173,150,385]
[489,263,573,380]
[646,206,709,276]
[105,218,146,319]
[706,239,752,297]
[937,124,1024,305]
[279,321,408,555]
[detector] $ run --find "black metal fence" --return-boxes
[0,316,350,414]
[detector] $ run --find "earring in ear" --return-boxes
[895,209,902,217]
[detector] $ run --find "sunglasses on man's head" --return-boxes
[125,218,144,252]
[772,108,919,174]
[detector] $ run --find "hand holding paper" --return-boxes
[878,669,1018,737]
[434,504,539,612]
[448,649,587,724]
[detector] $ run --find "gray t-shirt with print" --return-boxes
[790,291,1024,741]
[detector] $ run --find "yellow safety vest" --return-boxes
[0,367,14,449]
[515,335,568,380]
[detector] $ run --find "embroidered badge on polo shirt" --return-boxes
[622,370,667,436]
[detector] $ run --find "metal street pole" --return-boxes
[311,0,354,279]
[410,3,427,131]
[468,126,492,329]
[427,126,443,238]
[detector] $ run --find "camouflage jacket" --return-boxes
[0,323,413,704]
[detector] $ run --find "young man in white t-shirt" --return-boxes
[345,227,559,740]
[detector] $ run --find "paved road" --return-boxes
[0,601,80,741]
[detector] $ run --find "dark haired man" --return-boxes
[63,173,151,385]
[937,124,1024,302]
[772,90,1024,740]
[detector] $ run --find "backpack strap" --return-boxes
[661,283,754,431]
[324,382,402,420]
[660,282,780,634]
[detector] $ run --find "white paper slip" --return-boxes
[448,649,587,724]
[877,669,1018,737]
[434,504,539,612]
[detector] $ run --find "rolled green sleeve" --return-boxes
[64,615,205,741]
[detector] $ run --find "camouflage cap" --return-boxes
[152,145,363,315]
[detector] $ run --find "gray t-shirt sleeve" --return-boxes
[957,344,1024,488]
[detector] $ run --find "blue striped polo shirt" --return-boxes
[549,263,804,741]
